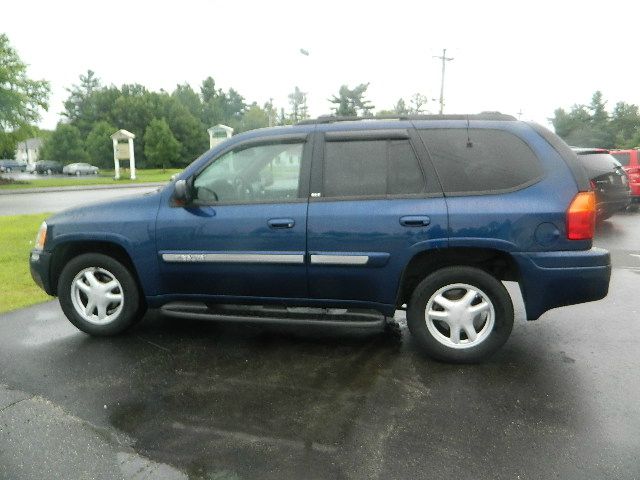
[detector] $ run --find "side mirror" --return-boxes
[173,179,192,205]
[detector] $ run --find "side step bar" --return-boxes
[160,302,388,328]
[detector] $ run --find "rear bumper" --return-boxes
[597,195,631,219]
[29,250,55,296]
[512,248,611,320]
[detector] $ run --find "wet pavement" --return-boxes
[1,211,639,479]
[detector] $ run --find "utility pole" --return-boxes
[433,48,454,114]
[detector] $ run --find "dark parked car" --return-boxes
[0,159,27,173]
[34,160,63,175]
[30,114,611,363]
[609,148,640,206]
[572,148,631,220]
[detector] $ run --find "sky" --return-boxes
[2,0,639,131]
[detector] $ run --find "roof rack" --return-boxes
[297,112,516,125]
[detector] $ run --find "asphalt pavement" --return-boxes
[0,211,639,479]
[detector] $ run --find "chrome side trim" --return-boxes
[310,254,369,265]
[162,253,304,264]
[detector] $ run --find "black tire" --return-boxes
[407,266,514,363]
[58,253,144,336]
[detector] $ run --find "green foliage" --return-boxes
[144,119,181,170]
[0,34,50,131]
[376,92,429,117]
[288,86,308,123]
[393,98,408,115]
[200,76,247,129]
[41,123,88,163]
[329,84,374,117]
[171,83,202,118]
[239,103,270,132]
[550,90,640,148]
[158,95,208,160]
[0,124,39,158]
[85,121,116,168]
[0,213,51,313]
[62,69,101,135]
[409,93,428,114]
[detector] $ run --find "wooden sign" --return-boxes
[116,143,130,160]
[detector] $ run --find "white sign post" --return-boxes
[110,129,136,180]
[207,124,234,149]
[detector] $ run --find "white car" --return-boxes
[62,163,99,176]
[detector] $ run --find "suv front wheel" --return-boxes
[407,266,514,363]
[58,253,145,335]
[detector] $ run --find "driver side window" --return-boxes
[193,142,304,204]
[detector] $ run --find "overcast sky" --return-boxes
[2,0,639,130]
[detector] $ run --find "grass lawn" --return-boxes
[0,213,53,313]
[0,168,181,190]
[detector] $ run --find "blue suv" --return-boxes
[29,114,611,362]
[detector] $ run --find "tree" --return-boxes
[171,83,202,119]
[393,98,408,115]
[409,93,429,114]
[158,94,208,160]
[144,119,181,170]
[0,34,50,131]
[42,124,87,163]
[329,83,374,117]
[550,91,616,148]
[264,99,278,127]
[610,102,640,147]
[288,86,308,123]
[85,121,116,168]
[238,103,270,132]
[62,70,101,134]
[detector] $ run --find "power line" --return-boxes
[433,48,454,114]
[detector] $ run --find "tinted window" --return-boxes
[576,153,622,175]
[323,139,424,197]
[611,152,631,166]
[194,142,303,203]
[419,128,543,194]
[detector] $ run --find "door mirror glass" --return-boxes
[173,179,192,205]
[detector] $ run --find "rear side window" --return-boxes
[323,139,425,197]
[418,128,543,194]
[611,152,631,166]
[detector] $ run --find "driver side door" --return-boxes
[156,133,312,300]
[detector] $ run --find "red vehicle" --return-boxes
[609,149,640,205]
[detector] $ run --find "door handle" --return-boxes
[268,218,295,229]
[399,215,431,227]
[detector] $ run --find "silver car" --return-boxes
[63,163,99,176]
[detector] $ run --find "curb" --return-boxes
[0,182,166,195]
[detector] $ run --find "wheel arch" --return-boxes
[49,240,144,299]
[396,247,521,307]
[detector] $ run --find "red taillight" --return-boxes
[589,179,597,190]
[567,191,596,240]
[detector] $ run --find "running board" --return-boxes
[160,302,387,328]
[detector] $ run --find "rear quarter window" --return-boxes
[418,128,543,195]
[611,152,631,166]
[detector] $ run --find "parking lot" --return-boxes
[1,210,639,479]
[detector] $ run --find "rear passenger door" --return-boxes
[306,128,448,308]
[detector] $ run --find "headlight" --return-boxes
[34,221,47,251]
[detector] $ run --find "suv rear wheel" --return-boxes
[407,266,514,363]
[58,253,145,335]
